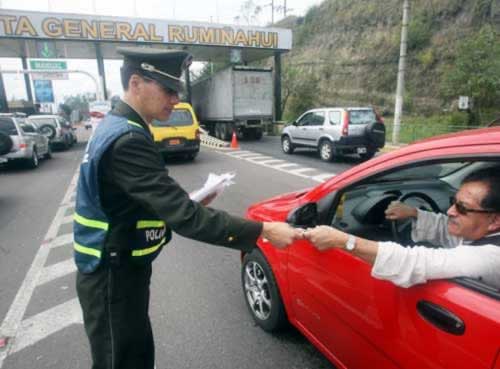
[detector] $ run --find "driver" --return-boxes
[303,166,500,288]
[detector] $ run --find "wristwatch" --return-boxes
[345,234,356,251]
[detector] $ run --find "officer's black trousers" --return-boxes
[76,262,154,369]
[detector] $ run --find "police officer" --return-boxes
[74,47,302,369]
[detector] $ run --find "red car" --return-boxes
[241,127,500,369]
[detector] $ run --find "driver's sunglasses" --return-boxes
[450,196,497,215]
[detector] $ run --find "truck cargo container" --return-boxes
[191,66,273,140]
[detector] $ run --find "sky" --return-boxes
[0,0,323,105]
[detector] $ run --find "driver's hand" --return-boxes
[385,201,418,220]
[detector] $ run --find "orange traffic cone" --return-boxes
[230,130,239,149]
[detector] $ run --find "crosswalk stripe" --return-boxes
[48,233,73,249]
[10,298,83,355]
[38,259,77,286]
[0,170,80,369]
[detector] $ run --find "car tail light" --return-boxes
[19,139,27,149]
[195,129,200,140]
[342,111,349,136]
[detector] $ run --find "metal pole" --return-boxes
[392,0,409,145]
[185,65,191,104]
[271,0,274,24]
[0,72,9,113]
[284,0,287,17]
[21,57,34,103]
[274,52,282,121]
[95,43,108,100]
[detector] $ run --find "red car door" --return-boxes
[288,244,500,369]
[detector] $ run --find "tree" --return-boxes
[281,64,319,120]
[234,0,262,25]
[442,25,500,124]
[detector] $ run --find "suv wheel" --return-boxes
[281,136,294,154]
[0,132,13,156]
[39,124,56,140]
[319,140,334,161]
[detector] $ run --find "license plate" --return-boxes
[357,147,367,154]
[168,139,181,145]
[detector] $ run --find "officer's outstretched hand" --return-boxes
[262,222,303,248]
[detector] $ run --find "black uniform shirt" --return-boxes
[98,100,262,255]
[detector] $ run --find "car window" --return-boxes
[349,109,377,125]
[30,117,58,126]
[20,122,36,133]
[297,112,313,126]
[309,111,325,126]
[151,109,194,127]
[0,118,18,136]
[328,111,341,125]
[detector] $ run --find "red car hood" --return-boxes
[246,188,311,222]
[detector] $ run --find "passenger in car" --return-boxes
[303,167,500,288]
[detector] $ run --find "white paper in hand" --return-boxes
[189,172,236,202]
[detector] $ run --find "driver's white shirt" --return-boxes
[372,210,500,288]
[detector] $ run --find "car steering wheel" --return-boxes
[391,192,441,244]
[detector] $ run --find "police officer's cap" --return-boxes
[117,47,192,93]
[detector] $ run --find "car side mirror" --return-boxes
[286,202,319,228]
[291,121,298,126]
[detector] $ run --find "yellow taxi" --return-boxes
[150,102,201,160]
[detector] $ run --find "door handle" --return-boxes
[417,300,465,335]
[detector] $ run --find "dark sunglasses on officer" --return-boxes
[450,196,497,215]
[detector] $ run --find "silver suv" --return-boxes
[281,107,385,161]
[28,114,77,149]
[0,113,51,168]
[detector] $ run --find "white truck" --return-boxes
[191,66,273,141]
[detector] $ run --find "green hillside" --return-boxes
[275,0,500,126]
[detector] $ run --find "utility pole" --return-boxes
[271,0,274,24]
[284,0,287,17]
[392,0,410,145]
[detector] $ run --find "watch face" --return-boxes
[346,235,356,251]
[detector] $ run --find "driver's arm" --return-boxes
[385,201,460,248]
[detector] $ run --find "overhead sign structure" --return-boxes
[33,79,54,103]
[0,10,292,50]
[30,59,68,80]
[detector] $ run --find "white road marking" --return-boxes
[10,299,83,355]
[37,259,77,286]
[48,233,73,249]
[61,215,74,225]
[312,173,336,183]
[258,159,285,165]
[0,170,80,369]
[220,149,336,183]
[273,163,300,169]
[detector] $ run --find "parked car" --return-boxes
[149,102,201,160]
[0,113,51,168]
[242,127,500,369]
[28,114,76,149]
[281,107,385,161]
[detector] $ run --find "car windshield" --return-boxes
[349,110,376,125]
[29,117,57,126]
[0,118,18,136]
[152,109,193,127]
[373,162,470,182]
